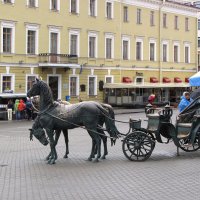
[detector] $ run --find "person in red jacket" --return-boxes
[18,99,26,119]
[148,94,156,104]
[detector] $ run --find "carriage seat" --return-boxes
[176,123,192,139]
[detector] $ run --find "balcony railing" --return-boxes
[38,53,78,64]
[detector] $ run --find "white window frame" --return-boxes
[50,0,60,11]
[88,0,97,17]
[26,24,39,55]
[1,73,15,93]
[135,37,143,61]
[162,40,169,62]
[47,74,62,99]
[69,75,80,96]
[2,0,14,4]
[26,0,38,7]
[88,75,97,96]
[70,0,79,14]
[48,27,60,54]
[105,75,114,83]
[105,33,114,59]
[69,29,80,57]
[184,43,190,64]
[149,39,156,61]
[88,32,98,58]
[106,0,114,19]
[122,35,130,60]
[173,42,180,63]
[26,74,38,92]
[1,21,15,54]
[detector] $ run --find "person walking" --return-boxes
[178,91,193,112]
[25,98,32,120]
[14,99,20,120]
[7,99,14,120]
[18,99,26,120]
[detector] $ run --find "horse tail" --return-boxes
[101,103,115,120]
[97,104,119,145]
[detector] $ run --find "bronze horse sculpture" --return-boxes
[28,79,119,164]
[50,103,115,160]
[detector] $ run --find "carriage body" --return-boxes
[122,98,200,162]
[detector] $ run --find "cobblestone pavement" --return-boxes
[1,109,200,200]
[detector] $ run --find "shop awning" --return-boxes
[174,77,182,83]
[122,77,132,83]
[104,82,189,89]
[189,72,200,86]
[0,93,27,98]
[150,77,158,83]
[163,77,171,83]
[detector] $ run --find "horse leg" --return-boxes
[46,129,57,164]
[63,129,69,158]
[45,129,61,161]
[87,134,96,161]
[101,135,108,159]
[88,129,101,162]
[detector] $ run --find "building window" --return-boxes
[174,45,179,63]
[71,0,77,13]
[106,38,112,59]
[3,28,12,53]
[49,30,60,62]
[105,76,113,83]
[27,76,36,92]
[2,76,11,91]
[123,40,128,60]
[27,30,36,54]
[50,0,60,11]
[184,45,190,63]
[136,41,142,60]
[123,6,128,22]
[106,2,112,19]
[70,35,78,56]
[1,22,15,54]
[89,36,96,58]
[90,0,96,17]
[28,0,36,7]
[150,11,154,26]
[88,76,97,96]
[162,43,168,62]
[198,37,200,48]
[198,19,200,30]
[163,13,167,28]
[149,42,155,61]
[185,17,189,31]
[174,16,178,30]
[70,76,79,96]
[3,0,13,3]
[137,8,141,24]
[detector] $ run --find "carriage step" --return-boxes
[177,133,190,139]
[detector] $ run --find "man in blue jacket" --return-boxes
[178,91,193,112]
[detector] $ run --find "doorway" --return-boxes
[48,75,61,101]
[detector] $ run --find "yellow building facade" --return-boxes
[0,0,198,105]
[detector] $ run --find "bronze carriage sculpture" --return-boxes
[28,79,200,163]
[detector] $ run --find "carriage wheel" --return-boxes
[122,131,154,161]
[179,133,200,152]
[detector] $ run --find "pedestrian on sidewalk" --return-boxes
[7,99,14,120]
[14,99,20,120]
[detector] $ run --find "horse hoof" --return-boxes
[63,155,68,158]
[87,157,92,161]
[93,159,99,163]
[101,156,106,159]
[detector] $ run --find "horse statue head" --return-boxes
[29,128,49,146]
[27,78,54,111]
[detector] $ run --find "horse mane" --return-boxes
[39,81,54,108]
